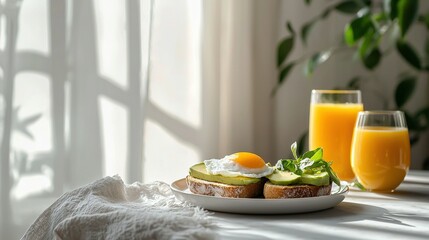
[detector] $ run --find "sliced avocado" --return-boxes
[189,163,260,185]
[300,172,330,186]
[266,170,300,185]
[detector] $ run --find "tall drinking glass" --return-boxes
[309,90,363,181]
[351,111,411,192]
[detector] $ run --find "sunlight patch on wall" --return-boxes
[143,119,200,183]
[10,72,53,201]
[99,96,128,180]
[10,157,53,201]
[16,0,50,55]
[94,0,128,90]
[64,80,71,152]
[140,0,151,94]
[12,72,52,153]
[0,15,6,51]
[0,91,4,146]
[149,0,202,129]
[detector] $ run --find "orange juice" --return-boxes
[309,103,363,181]
[351,127,410,191]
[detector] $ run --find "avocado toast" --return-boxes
[187,163,265,198]
[264,142,340,199]
[186,152,272,198]
[186,144,340,199]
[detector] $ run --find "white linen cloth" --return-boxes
[21,175,216,240]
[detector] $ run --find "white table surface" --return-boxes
[209,170,429,240]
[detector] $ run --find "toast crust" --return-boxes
[186,175,332,199]
[264,181,332,199]
[186,175,264,198]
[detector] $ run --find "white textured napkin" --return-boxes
[21,175,216,240]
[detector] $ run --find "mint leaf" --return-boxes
[325,163,341,187]
[277,142,341,187]
[304,159,326,173]
[276,159,299,173]
[301,147,323,160]
[291,142,298,159]
[351,181,367,191]
[299,158,314,171]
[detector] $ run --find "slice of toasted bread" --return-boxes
[264,181,332,199]
[186,175,264,198]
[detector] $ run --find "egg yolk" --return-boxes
[233,152,266,169]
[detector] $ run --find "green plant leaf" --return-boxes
[277,37,294,67]
[344,14,372,46]
[321,8,331,19]
[359,35,371,59]
[418,13,429,29]
[275,159,299,173]
[394,75,416,108]
[304,50,332,76]
[277,142,341,187]
[297,131,308,156]
[351,181,367,191]
[403,110,419,131]
[358,28,377,59]
[425,36,429,64]
[362,48,381,70]
[272,63,295,96]
[278,62,295,85]
[373,12,389,23]
[415,107,429,130]
[410,132,420,145]
[334,0,363,14]
[301,21,314,46]
[301,147,323,161]
[347,76,361,89]
[304,0,312,5]
[325,163,341,187]
[362,0,372,6]
[286,21,295,35]
[396,40,422,70]
[384,0,399,20]
[299,158,315,170]
[291,142,298,160]
[397,0,418,37]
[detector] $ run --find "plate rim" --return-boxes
[170,178,349,214]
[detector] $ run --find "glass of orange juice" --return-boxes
[351,111,410,192]
[309,90,363,181]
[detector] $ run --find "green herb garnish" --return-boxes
[275,142,341,187]
[351,181,367,191]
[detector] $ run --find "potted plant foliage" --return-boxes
[275,0,429,169]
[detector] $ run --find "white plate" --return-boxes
[170,178,349,214]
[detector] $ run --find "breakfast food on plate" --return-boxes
[264,142,341,199]
[186,143,341,199]
[186,152,274,198]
